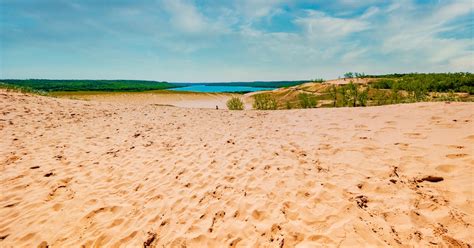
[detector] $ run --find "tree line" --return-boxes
[0,79,174,92]
[365,73,473,94]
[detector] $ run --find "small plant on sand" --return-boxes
[412,82,428,102]
[357,86,369,106]
[347,82,358,107]
[253,93,278,110]
[0,83,48,96]
[339,85,349,107]
[374,90,389,105]
[298,93,318,108]
[328,85,338,107]
[312,78,324,83]
[390,82,401,104]
[435,91,460,102]
[403,81,427,102]
[226,97,244,110]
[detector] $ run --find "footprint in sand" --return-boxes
[229,237,242,247]
[209,210,226,233]
[394,142,409,147]
[435,164,455,173]
[445,153,468,159]
[447,145,464,149]
[404,133,426,139]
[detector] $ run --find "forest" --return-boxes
[364,73,474,94]
[0,79,175,92]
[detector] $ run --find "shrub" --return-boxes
[390,83,401,104]
[412,81,428,101]
[434,91,460,102]
[339,85,349,107]
[372,79,395,89]
[374,90,389,105]
[298,93,318,108]
[357,86,369,106]
[286,101,292,109]
[253,94,278,110]
[328,85,338,107]
[312,78,324,83]
[347,82,358,107]
[226,97,244,110]
[0,83,49,96]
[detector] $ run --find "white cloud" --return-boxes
[238,0,284,20]
[378,0,473,71]
[449,53,474,71]
[294,10,370,39]
[161,0,208,34]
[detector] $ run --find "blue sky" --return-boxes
[0,0,472,82]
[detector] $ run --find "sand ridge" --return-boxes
[1,90,473,247]
[52,91,249,110]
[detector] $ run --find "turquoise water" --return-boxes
[169,85,274,93]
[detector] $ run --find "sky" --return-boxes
[0,0,473,82]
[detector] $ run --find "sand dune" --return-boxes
[52,91,251,110]
[1,90,473,247]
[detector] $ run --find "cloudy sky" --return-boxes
[1,0,472,82]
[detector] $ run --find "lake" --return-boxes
[169,85,274,93]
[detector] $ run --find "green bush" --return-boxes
[328,85,338,107]
[372,79,395,89]
[298,93,318,108]
[357,86,369,106]
[347,82,358,107]
[374,90,389,105]
[226,97,244,110]
[368,73,473,93]
[411,81,428,102]
[253,94,278,110]
[433,91,460,102]
[339,85,349,107]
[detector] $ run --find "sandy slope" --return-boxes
[1,90,473,247]
[53,91,253,110]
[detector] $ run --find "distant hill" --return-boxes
[0,79,176,92]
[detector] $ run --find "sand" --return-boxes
[1,89,473,247]
[52,91,252,110]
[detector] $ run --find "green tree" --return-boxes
[344,72,354,79]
